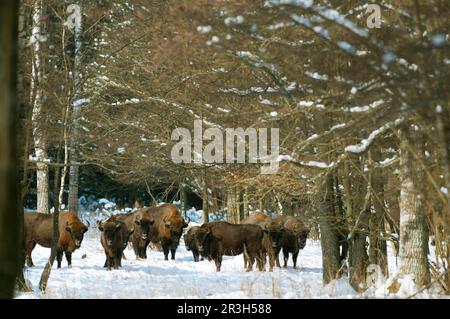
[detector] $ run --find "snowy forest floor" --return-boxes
[15,225,447,299]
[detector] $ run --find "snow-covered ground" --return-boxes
[14,224,446,299]
[18,198,447,299]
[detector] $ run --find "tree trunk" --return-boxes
[39,143,63,292]
[346,156,369,291]
[369,149,388,277]
[242,189,249,218]
[68,2,83,214]
[227,187,236,223]
[202,177,209,223]
[318,172,342,284]
[180,180,187,216]
[397,126,430,289]
[30,0,49,214]
[0,0,21,297]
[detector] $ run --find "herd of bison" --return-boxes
[23,204,311,272]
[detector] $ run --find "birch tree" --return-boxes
[67,2,84,213]
[30,0,49,214]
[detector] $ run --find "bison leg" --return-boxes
[56,250,64,269]
[246,255,255,272]
[162,245,169,261]
[106,255,112,271]
[256,253,265,272]
[292,251,299,269]
[268,249,275,272]
[243,250,249,270]
[25,241,36,267]
[193,250,199,262]
[114,255,120,269]
[215,256,222,272]
[274,247,281,268]
[65,251,72,268]
[142,244,148,259]
[170,248,176,260]
[282,248,289,268]
[132,241,140,260]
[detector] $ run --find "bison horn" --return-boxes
[115,223,121,230]
[184,217,190,225]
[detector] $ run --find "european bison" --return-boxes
[273,216,310,268]
[146,203,190,260]
[184,226,203,262]
[115,211,149,259]
[242,213,285,271]
[98,216,127,270]
[194,221,264,272]
[24,211,88,268]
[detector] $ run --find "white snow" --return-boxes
[197,25,212,33]
[16,227,445,299]
[224,16,245,26]
[73,98,90,108]
[348,99,384,113]
[345,120,400,153]
[16,230,335,299]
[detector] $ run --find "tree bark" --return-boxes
[0,0,20,297]
[242,189,249,219]
[30,0,49,214]
[68,2,83,214]
[398,126,430,289]
[369,149,388,277]
[318,172,342,284]
[344,156,369,291]
[227,187,236,223]
[202,176,209,223]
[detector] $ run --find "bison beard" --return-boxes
[23,212,88,268]
[194,222,265,272]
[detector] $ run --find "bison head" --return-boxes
[66,221,88,248]
[163,216,190,243]
[263,221,285,249]
[98,221,121,247]
[194,225,211,254]
[135,217,154,241]
[296,228,310,249]
[184,232,193,251]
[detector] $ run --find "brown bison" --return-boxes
[147,203,190,260]
[194,221,264,272]
[98,216,127,270]
[184,226,203,262]
[115,209,155,259]
[242,213,285,271]
[24,211,88,268]
[273,216,310,268]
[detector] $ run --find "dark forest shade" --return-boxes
[0,0,20,299]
